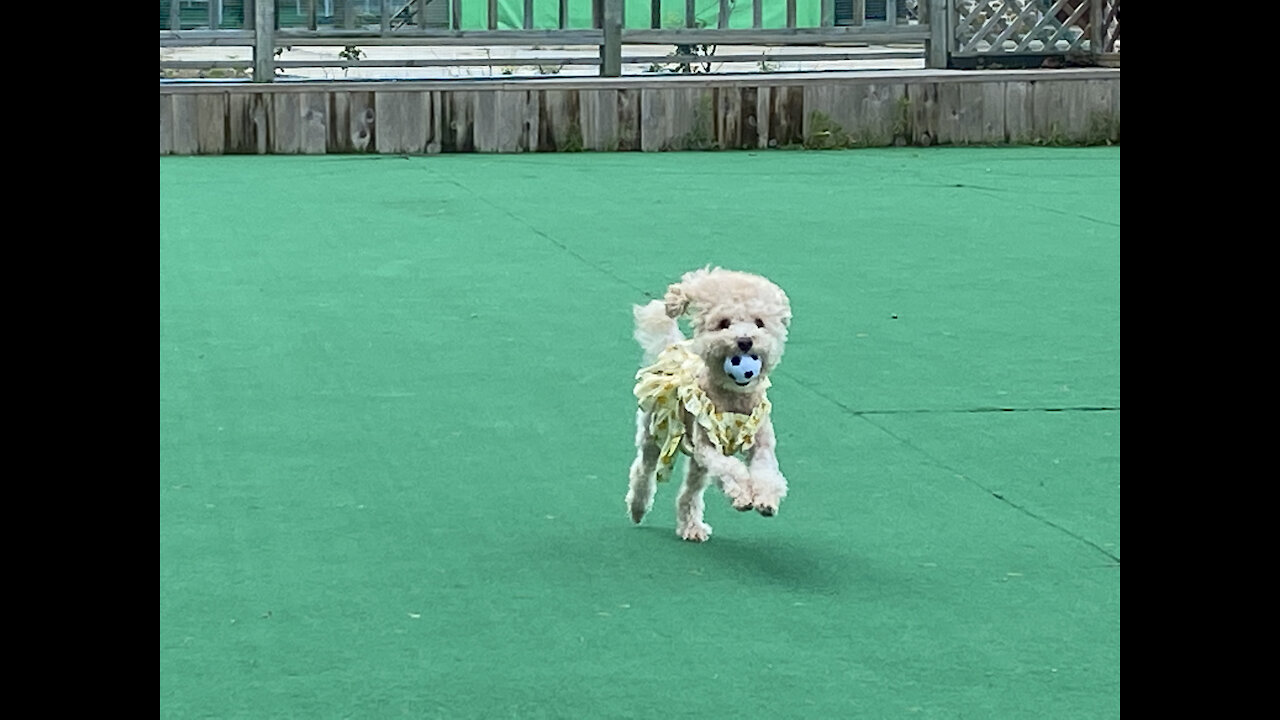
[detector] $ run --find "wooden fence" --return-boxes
[160,2,1119,155]
[159,68,1118,154]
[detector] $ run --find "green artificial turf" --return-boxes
[160,147,1120,719]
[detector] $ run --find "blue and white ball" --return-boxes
[723,353,763,386]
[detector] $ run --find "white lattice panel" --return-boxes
[954,0,1098,56]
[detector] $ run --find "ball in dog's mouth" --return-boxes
[723,353,762,386]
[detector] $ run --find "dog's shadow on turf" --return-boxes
[633,526,875,595]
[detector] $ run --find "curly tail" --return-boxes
[633,299,684,365]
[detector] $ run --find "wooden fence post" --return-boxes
[600,0,622,77]
[1090,0,1103,57]
[254,0,276,82]
[927,0,949,69]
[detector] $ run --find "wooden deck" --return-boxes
[159,67,1120,154]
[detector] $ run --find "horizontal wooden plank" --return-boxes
[160,68,1119,95]
[162,50,925,73]
[622,26,931,45]
[273,30,604,46]
[249,25,932,47]
[160,30,255,47]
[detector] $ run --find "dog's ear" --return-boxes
[777,291,793,328]
[664,282,690,319]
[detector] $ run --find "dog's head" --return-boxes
[664,267,792,393]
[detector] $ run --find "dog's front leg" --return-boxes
[746,418,787,516]
[690,428,756,513]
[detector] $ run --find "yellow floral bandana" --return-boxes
[634,344,771,483]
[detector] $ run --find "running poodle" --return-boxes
[626,267,793,542]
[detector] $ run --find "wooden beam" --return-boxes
[600,0,622,76]
[253,0,275,82]
[161,30,255,47]
[189,23,931,49]
[161,67,1120,95]
[273,29,606,45]
[623,26,930,45]
[927,0,949,68]
[1091,0,1103,55]
[163,49,926,73]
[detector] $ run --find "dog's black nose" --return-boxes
[736,337,753,352]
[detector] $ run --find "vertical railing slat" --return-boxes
[561,0,569,29]
[308,0,318,31]
[651,0,662,29]
[524,0,534,29]
[822,0,835,28]
[452,0,462,30]
[753,0,762,29]
[686,0,696,28]
[786,0,796,29]
[170,0,181,31]
[719,0,730,29]
[382,0,391,33]
[488,0,498,30]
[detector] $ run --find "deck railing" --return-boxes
[160,0,944,79]
[160,1,1118,80]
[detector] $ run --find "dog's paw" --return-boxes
[752,497,780,517]
[723,485,754,512]
[625,492,651,524]
[677,521,712,542]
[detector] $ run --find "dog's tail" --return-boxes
[633,299,684,365]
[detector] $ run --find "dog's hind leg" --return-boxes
[626,409,660,524]
[675,461,713,542]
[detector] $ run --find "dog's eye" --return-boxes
[754,318,765,328]
[717,319,731,330]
